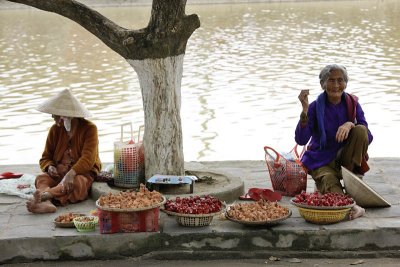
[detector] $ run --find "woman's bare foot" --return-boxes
[32,190,53,202]
[32,190,42,203]
[26,200,57,213]
[348,205,365,220]
[40,191,52,201]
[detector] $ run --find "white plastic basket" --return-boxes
[175,214,214,227]
[113,123,143,188]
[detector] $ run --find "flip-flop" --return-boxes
[248,188,264,201]
[261,189,282,202]
[0,172,24,179]
[238,193,253,200]
[239,188,264,201]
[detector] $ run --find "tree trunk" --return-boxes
[127,55,185,178]
[6,0,200,182]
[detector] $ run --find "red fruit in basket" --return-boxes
[138,142,145,165]
[165,196,222,214]
[294,191,354,207]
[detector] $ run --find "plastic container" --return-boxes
[98,207,159,234]
[73,216,98,232]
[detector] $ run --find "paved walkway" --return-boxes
[1,158,399,264]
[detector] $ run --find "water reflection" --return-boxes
[0,0,399,165]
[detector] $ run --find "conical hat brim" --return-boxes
[342,166,391,208]
[36,89,92,118]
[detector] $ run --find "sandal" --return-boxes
[239,188,264,201]
[0,172,23,179]
[238,193,253,200]
[261,189,282,202]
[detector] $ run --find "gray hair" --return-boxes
[319,64,349,87]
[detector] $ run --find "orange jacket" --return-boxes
[39,118,102,176]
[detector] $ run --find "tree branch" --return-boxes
[6,0,200,60]
[7,0,133,58]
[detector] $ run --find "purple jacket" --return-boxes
[295,93,373,171]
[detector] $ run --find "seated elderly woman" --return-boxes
[295,64,373,220]
[26,89,102,213]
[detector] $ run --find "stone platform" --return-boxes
[0,159,399,264]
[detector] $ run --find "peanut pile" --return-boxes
[98,184,163,210]
[55,213,82,223]
[227,200,289,222]
[74,216,96,223]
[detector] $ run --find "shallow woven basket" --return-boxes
[175,214,214,227]
[298,207,350,225]
[162,209,222,227]
[73,216,98,232]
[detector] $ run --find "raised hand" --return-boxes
[298,89,310,113]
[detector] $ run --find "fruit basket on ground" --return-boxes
[290,191,355,225]
[163,195,224,227]
[225,200,291,226]
[96,184,166,233]
[73,216,99,232]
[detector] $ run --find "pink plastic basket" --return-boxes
[98,207,159,234]
[264,145,307,196]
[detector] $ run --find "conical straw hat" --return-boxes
[342,166,391,208]
[36,89,92,118]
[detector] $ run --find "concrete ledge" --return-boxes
[1,159,399,264]
[3,215,400,263]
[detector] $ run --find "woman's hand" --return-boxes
[61,169,76,193]
[336,122,355,142]
[298,90,310,113]
[48,166,60,178]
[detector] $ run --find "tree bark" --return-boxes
[7,0,200,180]
[128,55,185,178]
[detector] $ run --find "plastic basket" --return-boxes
[264,145,307,196]
[98,207,159,234]
[114,123,144,189]
[297,207,350,224]
[73,216,98,232]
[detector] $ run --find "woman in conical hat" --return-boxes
[26,89,102,213]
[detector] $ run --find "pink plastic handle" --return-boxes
[291,144,306,159]
[264,146,281,163]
